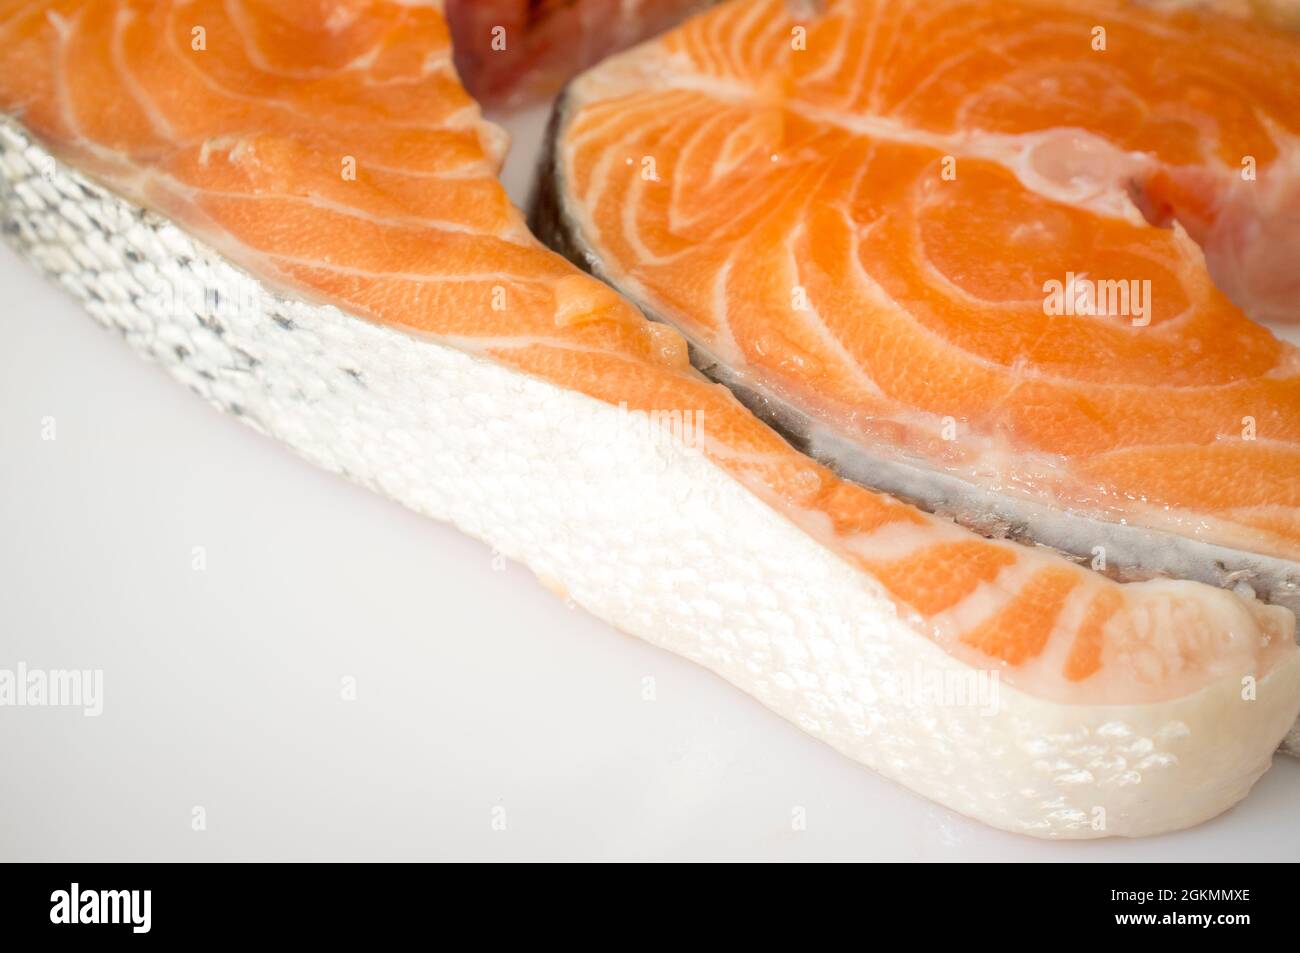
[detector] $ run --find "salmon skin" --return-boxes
[445,0,710,107]
[535,0,1300,621]
[1,0,1298,837]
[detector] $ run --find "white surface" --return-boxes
[1,106,1297,861]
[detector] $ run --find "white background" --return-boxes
[1,106,1297,862]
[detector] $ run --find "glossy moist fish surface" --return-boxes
[536,0,1300,613]
[1,0,1298,835]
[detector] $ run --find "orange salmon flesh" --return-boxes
[0,0,1295,709]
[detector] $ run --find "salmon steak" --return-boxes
[537,0,1300,620]
[0,0,1297,839]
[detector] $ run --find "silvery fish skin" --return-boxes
[15,114,1296,837]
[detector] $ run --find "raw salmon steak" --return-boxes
[0,0,1297,838]
[445,0,710,107]
[536,0,1300,618]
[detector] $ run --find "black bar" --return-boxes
[2,863,1290,940]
